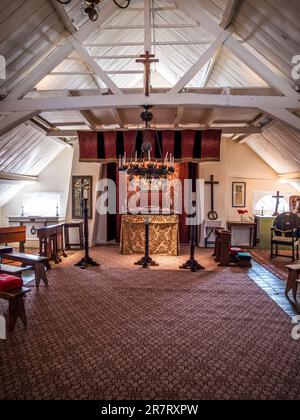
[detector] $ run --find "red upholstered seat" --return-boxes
[0,274,23,292]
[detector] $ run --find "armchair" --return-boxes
[271,212,300,261]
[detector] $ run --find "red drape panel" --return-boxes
[202,129,222,161]
[162,131,175,157]
[123,131,137,156]
[78,132,97,160]
[181,131,195,159]
[104,132,117,160]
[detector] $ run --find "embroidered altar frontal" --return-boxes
[78,130,222,163]
[120,215,180,256]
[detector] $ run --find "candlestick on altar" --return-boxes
[164,152,169,165]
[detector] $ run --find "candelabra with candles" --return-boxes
[119,151,175,182]
[75,189,99,269]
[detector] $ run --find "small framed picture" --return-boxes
[232,182,246,208]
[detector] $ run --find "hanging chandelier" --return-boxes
[119,106,175,183]
[57,0,131,22]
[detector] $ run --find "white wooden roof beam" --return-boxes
[220,0,239,29]
[260,107,300,131]
[4,93,299,114]
[174,0,299,98]
[169,31,231,94]
[5,1,120,100]
[67,37,123,96]
[50,0,77,34]
[0,173,39,183]
[144,0,152,53]
[46,126,262,137]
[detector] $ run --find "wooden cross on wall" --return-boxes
[272,191,284,216]
[205,175,219,221]
[136,51,159,97]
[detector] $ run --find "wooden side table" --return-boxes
[64,222,84,250]
[285,264,300,301]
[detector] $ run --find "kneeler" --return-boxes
[218,230,234,266]
[213,227,225,260]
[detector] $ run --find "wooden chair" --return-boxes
[271,213,300,262]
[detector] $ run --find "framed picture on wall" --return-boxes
[232,182,246,208]
[72,176,93,219]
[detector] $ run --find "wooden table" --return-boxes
[120,215,180,256]
[227,221,256,248]
[64,222,84,250]
[37,224,66,265]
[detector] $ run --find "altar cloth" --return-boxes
[120,215,180,256]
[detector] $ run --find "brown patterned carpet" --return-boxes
[252,249,299,281]
[0,246,300,400]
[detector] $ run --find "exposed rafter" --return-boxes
[67,37,123,96]
[220,0,239,29]
[144,0,152,53]
[2,93,298,113]
[0,172,39,183]
[169,31,231,94]
[0,111,39,137]
[4,1,120,100]
[50,0,77,34]
[46,126,263,137]
[260,107,300,131]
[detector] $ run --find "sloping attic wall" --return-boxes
[0,124,69,207]
[245,122,300,175]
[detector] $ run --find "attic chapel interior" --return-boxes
[0,0,300,402]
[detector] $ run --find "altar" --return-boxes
[120,215,180,256]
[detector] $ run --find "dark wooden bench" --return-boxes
[0,252,49,288]
[0,287,31,331]
[0,226,26,253]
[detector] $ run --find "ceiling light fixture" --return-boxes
[56,0,131,22]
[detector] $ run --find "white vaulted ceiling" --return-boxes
[0,0,299,204]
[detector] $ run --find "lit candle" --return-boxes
[164,152,169,165]
[148,150,151,163]
[135,151,138,163]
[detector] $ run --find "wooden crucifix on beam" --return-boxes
[136,51,159,97]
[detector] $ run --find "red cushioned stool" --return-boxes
[0,274,30,332]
